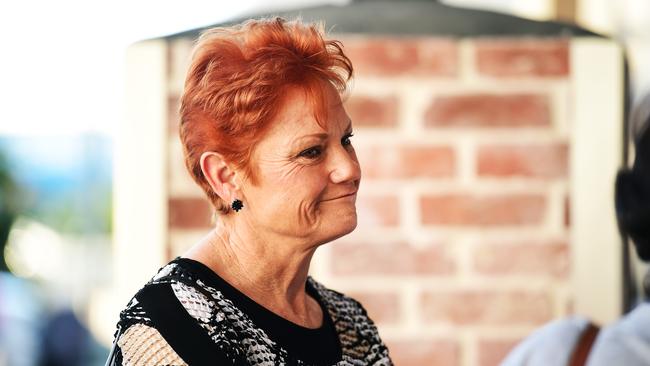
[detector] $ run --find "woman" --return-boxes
[106,17,392,365]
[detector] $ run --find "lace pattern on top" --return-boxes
[111,261,393,365]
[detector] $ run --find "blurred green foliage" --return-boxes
[0,135,112,237]
[0,148,24,272]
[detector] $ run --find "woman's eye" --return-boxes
[299,146,322,159]
[342,133,354,146]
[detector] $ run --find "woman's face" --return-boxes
[238,84,361,247]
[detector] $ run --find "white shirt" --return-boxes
[501,302,650,366]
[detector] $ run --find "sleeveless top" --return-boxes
[106,257,393,365]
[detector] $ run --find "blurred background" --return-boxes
[0,0,648,365]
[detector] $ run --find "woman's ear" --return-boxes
[200,151,238,201]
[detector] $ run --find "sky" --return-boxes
[0,0,346,136]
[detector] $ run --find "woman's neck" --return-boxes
[183,222,322,328]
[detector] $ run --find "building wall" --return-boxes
[114,35,622,365]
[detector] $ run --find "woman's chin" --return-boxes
[341,211,358,232]
[324,210,358,241]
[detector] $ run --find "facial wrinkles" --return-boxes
[248,142,321,234]
[298,193,320,234]
[232,188,300,255]
[244,86,354,239]
[255,144,309,186]
[278,159,322,234]
[281,148,329,234]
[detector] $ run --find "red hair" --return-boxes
[180,17,353,214]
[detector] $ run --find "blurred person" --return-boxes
[41,308,109,366]
[106,18,392,365]
[0,271,43,366]
[501,93,650,366]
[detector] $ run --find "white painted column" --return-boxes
[113,40,169,306]
[570,38,624,324]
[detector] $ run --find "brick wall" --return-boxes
[165,36,573,366]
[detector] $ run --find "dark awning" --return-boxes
[164,0,601,40]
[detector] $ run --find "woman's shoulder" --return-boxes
[109,260,239,365]
[306,277,392,363]
[115,259,211,331]
[307,276,368,316]
[110,321,187,366]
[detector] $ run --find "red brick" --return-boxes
[478,339,522,366]
[344,291,401,324]
[476,40,569,78]
[473,242,569,278]
[477,143,569,178]
[420,194,546,226]
[419,38,460,77]
[341,37,458,77]
[357,145,455,179]
[345,95,398,127]
[420,290,552,325]
[356,194,400,227]
[168,197,213,228]
[331,242,455,276]
[424,94,550,128]
[385,339,460,366]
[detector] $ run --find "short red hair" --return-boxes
[180,17,353,214]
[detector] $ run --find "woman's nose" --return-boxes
[328,146,361,183]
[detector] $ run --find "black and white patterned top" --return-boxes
[106,257,393,365]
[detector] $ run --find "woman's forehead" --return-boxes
[272,85,348,136]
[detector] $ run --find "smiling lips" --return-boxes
[322,191,357,201]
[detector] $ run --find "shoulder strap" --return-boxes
[568,322,600,366]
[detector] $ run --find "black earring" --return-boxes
[231,199,243,212]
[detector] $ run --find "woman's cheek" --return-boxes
[296,196,320,229]
[276,160,309,181]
